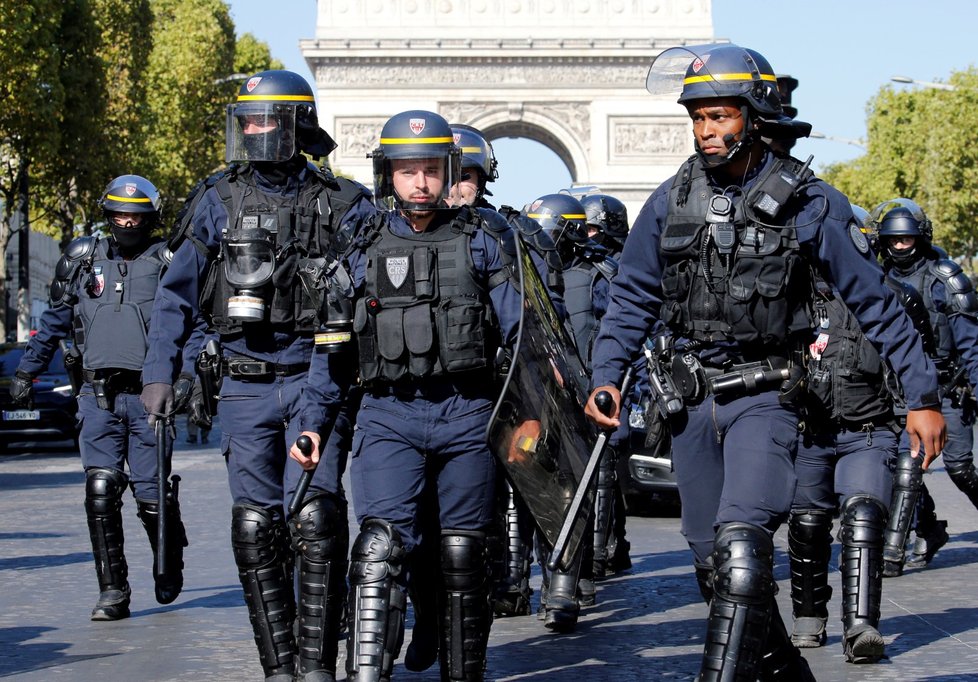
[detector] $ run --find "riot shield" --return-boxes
[486,237,597,572]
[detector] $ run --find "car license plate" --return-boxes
[2,409,40,421]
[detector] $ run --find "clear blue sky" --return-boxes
[226,0,976,210]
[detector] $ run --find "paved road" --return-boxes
[2,428,978,681]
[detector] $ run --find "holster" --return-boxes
[92,378,114,411]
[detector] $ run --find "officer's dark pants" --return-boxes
[672,390,804,681]
[347,386,496,681]
[220,372,349,680]
[789,427,894,657]
[78,388,158,498]
[939,396,978,509]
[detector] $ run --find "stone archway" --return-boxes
[301,0,714,220]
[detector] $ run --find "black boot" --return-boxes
[492,487,533,617]
[946,460,978,510]
[592,450,617,579]
[346,519,407,682]
[544,544,582,633]
[578,511,597,608]
[698,523,774,682]
[759,608,816,681]
[231,504,296,681]
[693,561,713,604]
[787,509,833,648]
[289,493,349,682]
[404,535,441,672]
[882,450,922,577]
[905,485,948,569]
[840,495,887,663]
[439,531,493,681]
[136,477,188,605]
[85,468,131,621]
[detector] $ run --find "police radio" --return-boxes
[750,155,813,219]
[706,194,737,254]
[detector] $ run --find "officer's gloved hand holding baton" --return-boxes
[141,382,175,427]
[906,407,947,471]
[288,432,321,516]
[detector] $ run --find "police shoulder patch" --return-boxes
[848,221,869,254]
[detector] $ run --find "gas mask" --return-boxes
[222,229,276,322]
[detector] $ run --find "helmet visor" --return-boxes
[646,44,727,97]
[225,102,297,163]
[870,198,927,225]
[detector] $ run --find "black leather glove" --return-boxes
[9,370,35,410]
[188,392,213,430]
[140,382,174,427]
[172,373,194,414]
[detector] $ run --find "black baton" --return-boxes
[287,435,315,517]
[548,367,634,572]
[155,417,173,576]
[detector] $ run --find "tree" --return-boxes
[823,68,978,271]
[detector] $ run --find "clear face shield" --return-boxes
[225,102,297,163]
[371,149,461,213]
[645,43,730,100]
[222,229,277,321]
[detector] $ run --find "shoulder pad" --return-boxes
[64,235,98,263]
[931,259,978,314]
[50,236,98,305]
[476,208,517,257]
[592,255,619,282]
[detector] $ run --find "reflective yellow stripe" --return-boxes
[105,194,152,203]
[527,212,586,220]
[380,137,454,144]
[460,146,483,153]
[684,72,777,85]
[236,94,315,102]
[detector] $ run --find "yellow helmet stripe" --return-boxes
[684,72,778,85]
[380,137,454,145]
[105,194,152,204]
[460,146,484,153]
[527,212,586,220]
[236,94,315,102]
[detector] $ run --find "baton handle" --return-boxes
[155,419,170,576]
[287,435,315,517]
[548,368,634,571]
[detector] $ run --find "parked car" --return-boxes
[0,342,79,450]
[617,399,679,515]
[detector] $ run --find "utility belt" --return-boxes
[83,368,143,411]
[221,357,310,381]
[671,354,796,406]
[366,372,493,402]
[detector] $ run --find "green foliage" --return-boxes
[235,32,285,75]
[823,68,978,270]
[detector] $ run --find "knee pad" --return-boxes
[289,491,349,563]
[441,530,488,594]
[840,495,888,548]
[350,518,406,586]
[893,451,923,491]
[712,523,775,605]
[231,503,288,570]
[788,509,833,562]
[85,468,128,516]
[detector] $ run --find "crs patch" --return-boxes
[246,76,262,92]
[409,118,426,135]
[848,221,870,254]
[385,256,409,289]
[90,266,105,296]
[125,183,137,196]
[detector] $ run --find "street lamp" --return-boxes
[809,131,867,150]
[891,75,957,91]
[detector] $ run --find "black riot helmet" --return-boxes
[370,110,461,212]
[873,198,933,268]
[523,193,589,252]
[98,174,161,249]
[850,203,878,253]
[225,70,337,163]
[581,194,628,244]
[646,43,811,167]
[451,123,498,198]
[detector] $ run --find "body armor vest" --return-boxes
[354,210,496,384]
[200,167,362,335]
[660,155,812,353]
[563,252,617,370]
[73,239,168,371]
[807,282,891,424]
[887,260,957,383]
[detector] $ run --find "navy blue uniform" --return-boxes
[592,151,938,565]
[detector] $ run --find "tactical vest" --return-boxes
[353,210,498,384]
[807,282,891,424]
[563,252,617,369]
[72,239,168,371]
[888,261,955,370]
[199,166,364,335]
[659,155,812,353]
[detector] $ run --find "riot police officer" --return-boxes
[581,193,628,259]
[786,206,901,662]
[10,175,187,621]
[585,44,945,681]
[140,70,375,682]
[292,110,523,681]
[875,198,978,577]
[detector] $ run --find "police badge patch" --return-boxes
[385,256,409,289]
[848,221,870,254]
[409,118,426,135]
[91,266,105,296]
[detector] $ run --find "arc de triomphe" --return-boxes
[301,1,714,218]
